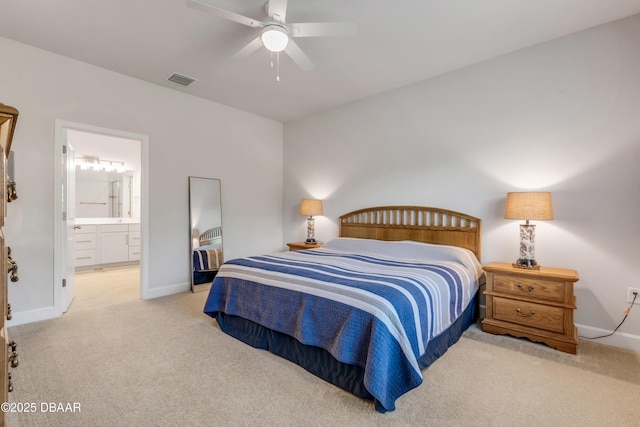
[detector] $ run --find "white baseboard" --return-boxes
[7,306,56,328]
[141,281,191,300]
[576,323,640,352]
[75,261,139,272]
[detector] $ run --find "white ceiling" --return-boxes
[2,0,640,123]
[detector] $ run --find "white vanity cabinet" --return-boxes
[100,224,129,264]
[128,223,141,261]
[74,224,98,267]
[74,222,140,269]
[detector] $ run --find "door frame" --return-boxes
[53,120,150,317]
[63,141,76,312]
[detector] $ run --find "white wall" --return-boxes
[0,37,283,323]
[284,15,640,350]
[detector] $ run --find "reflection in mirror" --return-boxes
[189,177,223,292]
[75,168,139,218]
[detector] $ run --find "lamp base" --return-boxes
[513,258,541,270]
[305,217,317,245]
[513,223,540,269]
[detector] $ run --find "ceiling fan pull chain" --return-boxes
[270,51,274,69]
[276,52,281,82]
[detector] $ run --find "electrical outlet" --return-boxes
[627,287,640,305]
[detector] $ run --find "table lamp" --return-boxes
[504,192,553,269]
[300,199,323,244]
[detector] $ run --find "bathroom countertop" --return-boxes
[75,217,140,225]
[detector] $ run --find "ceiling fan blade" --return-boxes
[267,0,288,22]
[284,39,314,71]
[289,22,357,38]
[187,0,263,28]
[231,36,264,60]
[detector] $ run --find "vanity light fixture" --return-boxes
[300,199,323,244]
[77,156,125,173]
[504,191,554,269]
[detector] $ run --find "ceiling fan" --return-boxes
[187,0,357,78]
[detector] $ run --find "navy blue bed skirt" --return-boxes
[193,270,217,285]
[214,294,478,412]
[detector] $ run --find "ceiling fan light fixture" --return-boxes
[261,25,289,52]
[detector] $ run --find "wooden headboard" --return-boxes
[199,226,222,247]
[339,206,482,261]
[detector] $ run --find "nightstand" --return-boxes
[482,262,579,354]
[287,241,323,251]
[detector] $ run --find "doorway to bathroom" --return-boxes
[54,120,149,316]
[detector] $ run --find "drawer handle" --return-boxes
[7,247,19,283]
[516,307,535,318]
[7,180,17,202]
[9,351,19,368]
[517,283,535,292]
[76,256,92,260]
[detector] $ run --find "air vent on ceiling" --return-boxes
[167,73,197,87]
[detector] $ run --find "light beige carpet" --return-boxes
[6,266,640,426]
[72,266,141,311]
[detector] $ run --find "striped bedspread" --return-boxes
[193,247,223,272]
[203,240,481,411]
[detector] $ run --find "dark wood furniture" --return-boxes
[0,103,19,426]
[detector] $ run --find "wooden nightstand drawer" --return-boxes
[492,296,565,334]
[493,275,565,303]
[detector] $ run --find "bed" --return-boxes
[203,206,483,412]
[193,226,223,285]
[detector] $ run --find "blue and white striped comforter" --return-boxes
[203,239,482,411]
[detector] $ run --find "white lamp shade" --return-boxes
[261,25,289,52]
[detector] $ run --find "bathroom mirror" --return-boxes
[189,177,223,292]
[75,169,138,218]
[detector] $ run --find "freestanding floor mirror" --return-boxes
[189,177,223,292]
